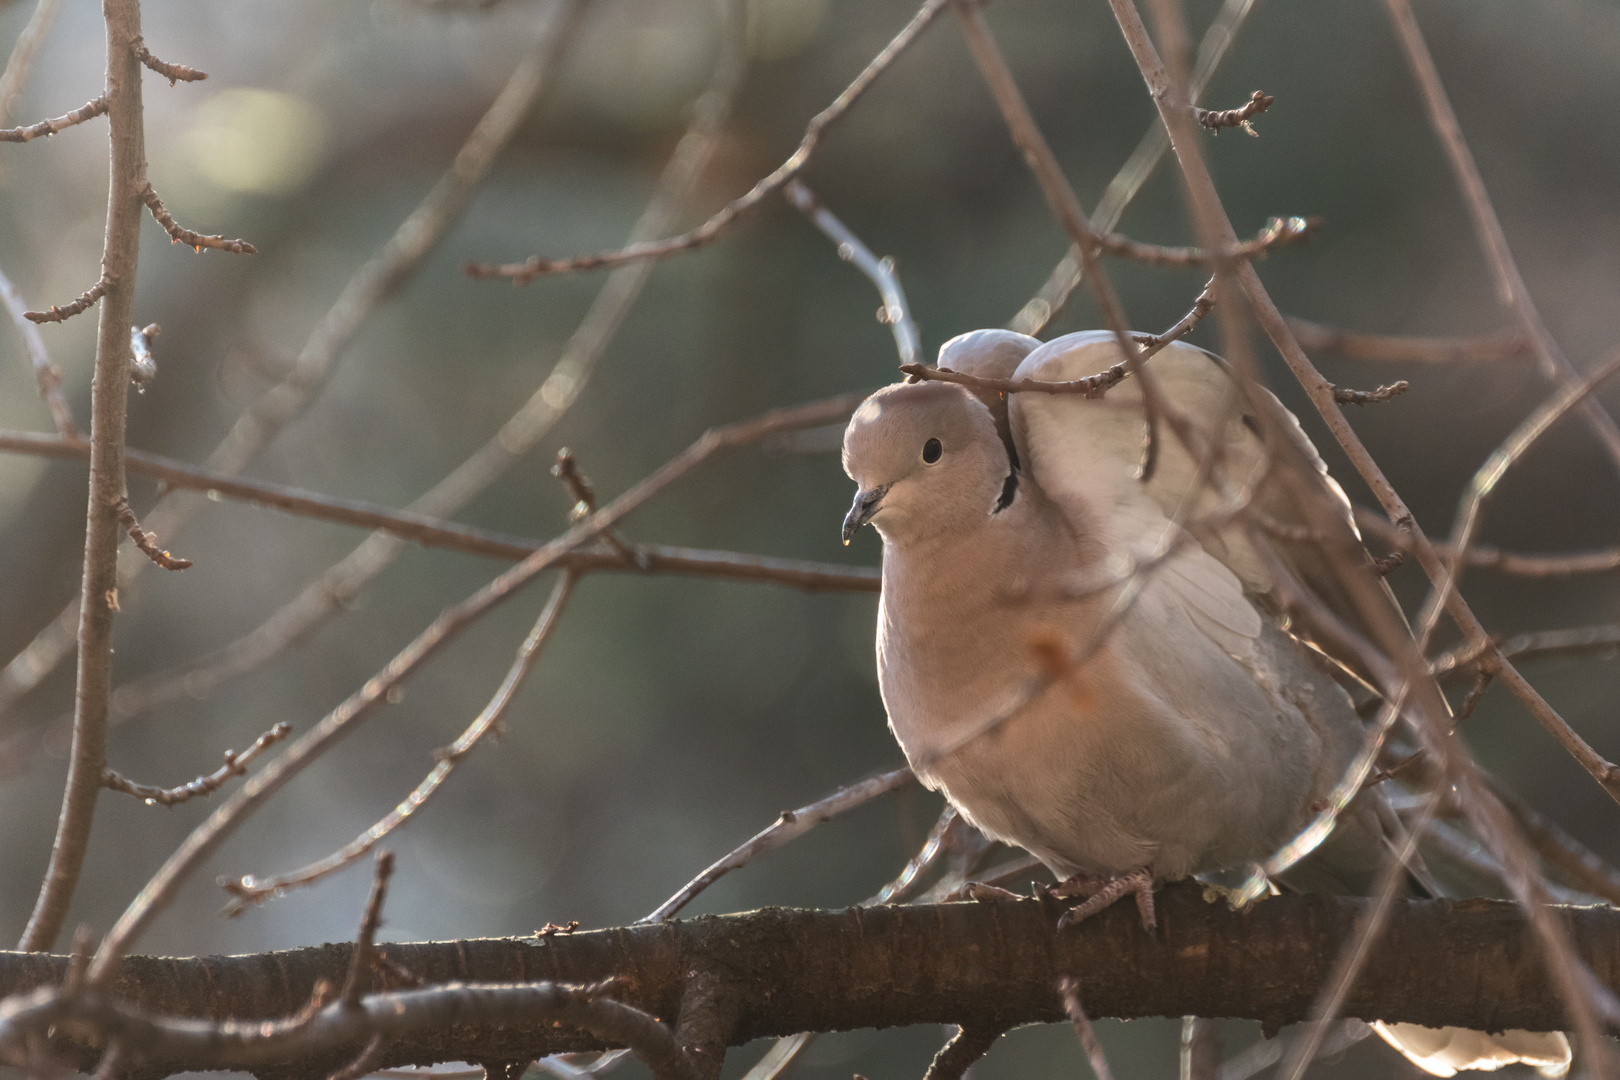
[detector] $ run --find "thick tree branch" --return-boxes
[0,889,1613,1079]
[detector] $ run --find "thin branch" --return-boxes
[1193,88,1272,135]
[110,495,191,571]
[922,1026,1003,1080]
[463,0,951,282]
[1488,779,1620,909]
[131,38,206,84]
[1096,214,1321,268]
[1285,315,1528,363]
[220,574,577,913]
[784,179,920,366]
[102,723,290,806]
[138,183,253,253]
[0,264,78,438]
[1383,0,1620,476]
[0,429,878,594]
[23,273,110,324]
[0,95,107,142]
[1009,0,1259,334]
[86,390,870,981]
[0,0,68,126]
[1331,380,1409,406]
[1355,507,1620,578]
[1058,978,1116,1080]
[644,766,915,922]
[16,0,146,955]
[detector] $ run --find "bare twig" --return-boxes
[86,391,870,980]
[784,179,920,366]
[23,273,110,324]
[1285,316,1528,364]
[1058,978,1116,1080]
[342,853,395,1006]
[464,0,951,282]
[102,723,290,806]
[644,766,915,922]
[1383,0,1620,476]
[1331,380,1409,406]
[1193,89,1272,135]
[16,0,146,955]
[1488,779,1620,908]
[110,495,191,571]
[1180,1016,1220,1080]
[0,95,107,142]
[138,184,253,253]
[220,575,576,912]
[0,264,78,438]
[0,0,68,126]
[131,38,206,84]
[922,1026,1003,1080]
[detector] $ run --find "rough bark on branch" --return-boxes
[1,886,1612,1080]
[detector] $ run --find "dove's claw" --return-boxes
[1053,867,1156,933]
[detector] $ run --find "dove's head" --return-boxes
[841,381,1014,546]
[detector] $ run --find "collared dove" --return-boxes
[841,329,1570,1078]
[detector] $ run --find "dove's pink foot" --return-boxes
[1053,867,1156,932]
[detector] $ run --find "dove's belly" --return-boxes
[885,612,1345,883]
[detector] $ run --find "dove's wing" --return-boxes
[1008,332,1397,676]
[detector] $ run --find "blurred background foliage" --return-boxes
[1,0,1619,1076]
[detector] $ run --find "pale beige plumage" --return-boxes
[841,329,1569,1078]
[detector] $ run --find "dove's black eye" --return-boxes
[921,438,943,464]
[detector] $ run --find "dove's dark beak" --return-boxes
[842,485,889,545]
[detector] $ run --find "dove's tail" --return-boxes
[1371,1022,1570,1077]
